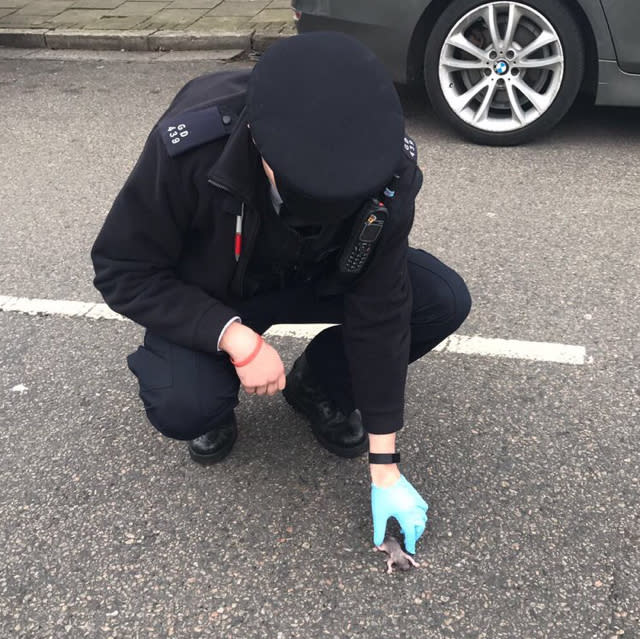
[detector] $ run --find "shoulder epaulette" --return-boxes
[159,105,236,157]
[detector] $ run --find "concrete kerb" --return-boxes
[252,29,286,52]
[0,28,47,48]
[149,30,251,52]
[45,29,154,52]
[0,27,287,53]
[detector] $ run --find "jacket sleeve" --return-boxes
[91,128,238,353]
[343,163,423,434]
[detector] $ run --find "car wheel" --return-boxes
[424,0,585,145]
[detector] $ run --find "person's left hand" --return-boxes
[371,474,428,554]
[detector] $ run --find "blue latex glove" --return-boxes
[371,474,428,554]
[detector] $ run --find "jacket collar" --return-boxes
[207,107,260,208]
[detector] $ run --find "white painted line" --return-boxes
[432,334,586,365]
[10,384,28,394]
[84,303,128,321]
[265,323,335,339]
[0,295,586,365]
[0,296,128,321]
[264,324,585,365]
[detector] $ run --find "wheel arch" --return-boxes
[406,0,452,84]
[406,0,598,96]
[557,0,598,97]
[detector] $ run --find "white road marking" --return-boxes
[433,334,586,365]
[0,296,127,321]
[10,384,28,394]
[264,324,586,365]
[0,295,587,365]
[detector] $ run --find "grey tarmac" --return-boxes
[0,52,638,638]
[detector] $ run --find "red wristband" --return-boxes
[231,335,264,367]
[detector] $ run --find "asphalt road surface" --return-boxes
[0,50,639,639]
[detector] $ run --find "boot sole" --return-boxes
[283,388,368,459]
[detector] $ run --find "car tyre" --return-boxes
[424,0,585,145]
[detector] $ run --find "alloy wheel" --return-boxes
[438,1,565,133]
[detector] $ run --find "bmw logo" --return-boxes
[494,60,509,75]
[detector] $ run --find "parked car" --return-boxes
[292,0,640,145]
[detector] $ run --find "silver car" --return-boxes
[293,0,640,145]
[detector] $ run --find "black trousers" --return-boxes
[127,248,472,440]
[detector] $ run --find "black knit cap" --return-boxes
[247,31,405,222]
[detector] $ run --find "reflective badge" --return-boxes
[403,134,417,160]
[159,106,230,157]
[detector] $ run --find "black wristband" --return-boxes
[368,452,400,464]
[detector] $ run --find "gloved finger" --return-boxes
[409,489,428,512]
[266,381,279,396]
[277,374,286,391]
[244,386,256,395]
[413,522,426,544]
[398,514,417,554]
[402,509,425,529]
[255,384,268,396]
[403,527,418,555]
[410,517,427,534]
[402,477,428,508]
[372,509,388,547]
[415,509,428,526]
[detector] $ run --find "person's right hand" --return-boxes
[220,322,286,396]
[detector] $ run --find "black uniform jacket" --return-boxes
[91,70,423,435]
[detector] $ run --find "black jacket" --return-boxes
[91,70,423,434]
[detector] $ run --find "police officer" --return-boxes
[91,32,471,554]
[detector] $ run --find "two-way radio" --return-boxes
[338,199,388,274]
[337,174,398,276]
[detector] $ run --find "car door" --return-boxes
[600,0,640,73]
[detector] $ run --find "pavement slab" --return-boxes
[0,0,294,51]
[13,1,75,16]
[250,7,290,22]
[208,0,270,16]
[81,15,149,28]
[188,15,250,29]
[167,0,224,7]
[104,1,171,16]
[71,0,130,8]
[138,8,209,29]
[0,14,53,26]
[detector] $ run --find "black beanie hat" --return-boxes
[247,31,405,222]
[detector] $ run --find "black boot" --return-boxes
[188,413,238,465]
[282,353,367,458]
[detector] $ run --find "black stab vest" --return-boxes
[244,173,347,297]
